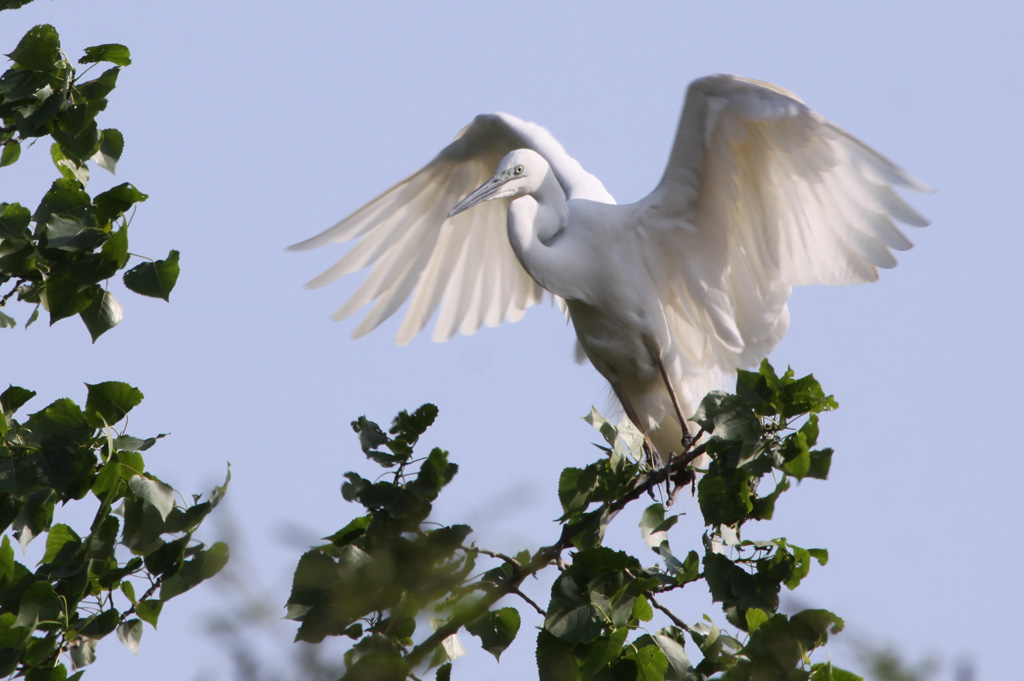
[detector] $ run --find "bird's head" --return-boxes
[448,149,549,217]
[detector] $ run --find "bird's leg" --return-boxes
[641,338,695,498]
[653,355,693,451]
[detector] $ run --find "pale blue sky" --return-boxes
[3,2,1021,679]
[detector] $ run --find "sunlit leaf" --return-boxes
[90,128,124,174]
[0,141,20,167]
[128,475,174,521]
[79,44,131,66]
[69,637,97,669]
[80,290,124,341]
[116,619,143,655]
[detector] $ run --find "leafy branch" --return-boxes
[0,24,179,338]
[0,382,229,676]
[0,12,227,678]
[285,360,858,680]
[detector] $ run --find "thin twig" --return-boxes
[461,544,520,566]
[511,587,545,617]
[405,444,708,671]
[647,593,692,633]
[1,279,27,307]
[607,442,707,518]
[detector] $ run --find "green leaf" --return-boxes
[632,594,653,622]
[1,142,20,167]
[745,608,769,633]
[123,249,179,301]
[653,631,692,679]
[52,106,102,163]
[0,203,31,240]
[23,396,91,447]
[640,503,677,549]
[43,216,105,253]
[43,275,95,324]
[792,608,845,638]
[91,128,124,173]
[80,290,124,341]
[93,182,147,225]
[565,508,609,550]
[34,179,92,227]
[703,552,780,615]
[14,581,62,629]
[69,636,97,668]
[143,536,188,577]
[545,577,601,644]
[351,415,389,455]
[85,381,143,427]
[7,25,61,72]
[0,0,36,12]
[558,465,598,517]
[694,391,761,456]
[51,143,90,185]
[807,548,829,566]
[128,475,174,521]
[536,629,582,681]
[807,448,834,480]
[42,523,82,564]
[120,581,136,604]
[697,471,753,527]
[1,385,35,413]
[466,607,520,661]
[102,222,129,268]
[810,662,863,681]
[159,541,228,600]
[0,536,13,582]
[325,515,370,547]
[77,608,119,638]
[389,403,438,440]
[576,627,628,678]
[623,638,669,680]
[79,44,131,67]
[136,600,162,629]
[782,442,811,482]
[116,619,142,654]
[435,662,452,681]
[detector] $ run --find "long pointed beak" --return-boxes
[448,176,508,218]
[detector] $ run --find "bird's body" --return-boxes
[292,74,929,461]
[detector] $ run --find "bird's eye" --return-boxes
[514,165,524,175]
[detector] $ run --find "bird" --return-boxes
[290,74,929,463]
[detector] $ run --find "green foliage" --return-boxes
[286,361,859,680]
[0,10,225,677]
[0,383,229,676]
[0,22,178,338]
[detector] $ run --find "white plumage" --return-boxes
[291,74,929,459]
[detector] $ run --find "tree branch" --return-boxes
[511,587,545,617]
[647,592,692,633]
[405,446,709,673]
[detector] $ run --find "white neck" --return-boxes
[506,170,570,294]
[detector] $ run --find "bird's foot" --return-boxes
[679,421,695,451]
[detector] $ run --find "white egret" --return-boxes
[291,74,929,461]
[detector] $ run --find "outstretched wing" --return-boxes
[290,113,613,345]
[636,74,931,375]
